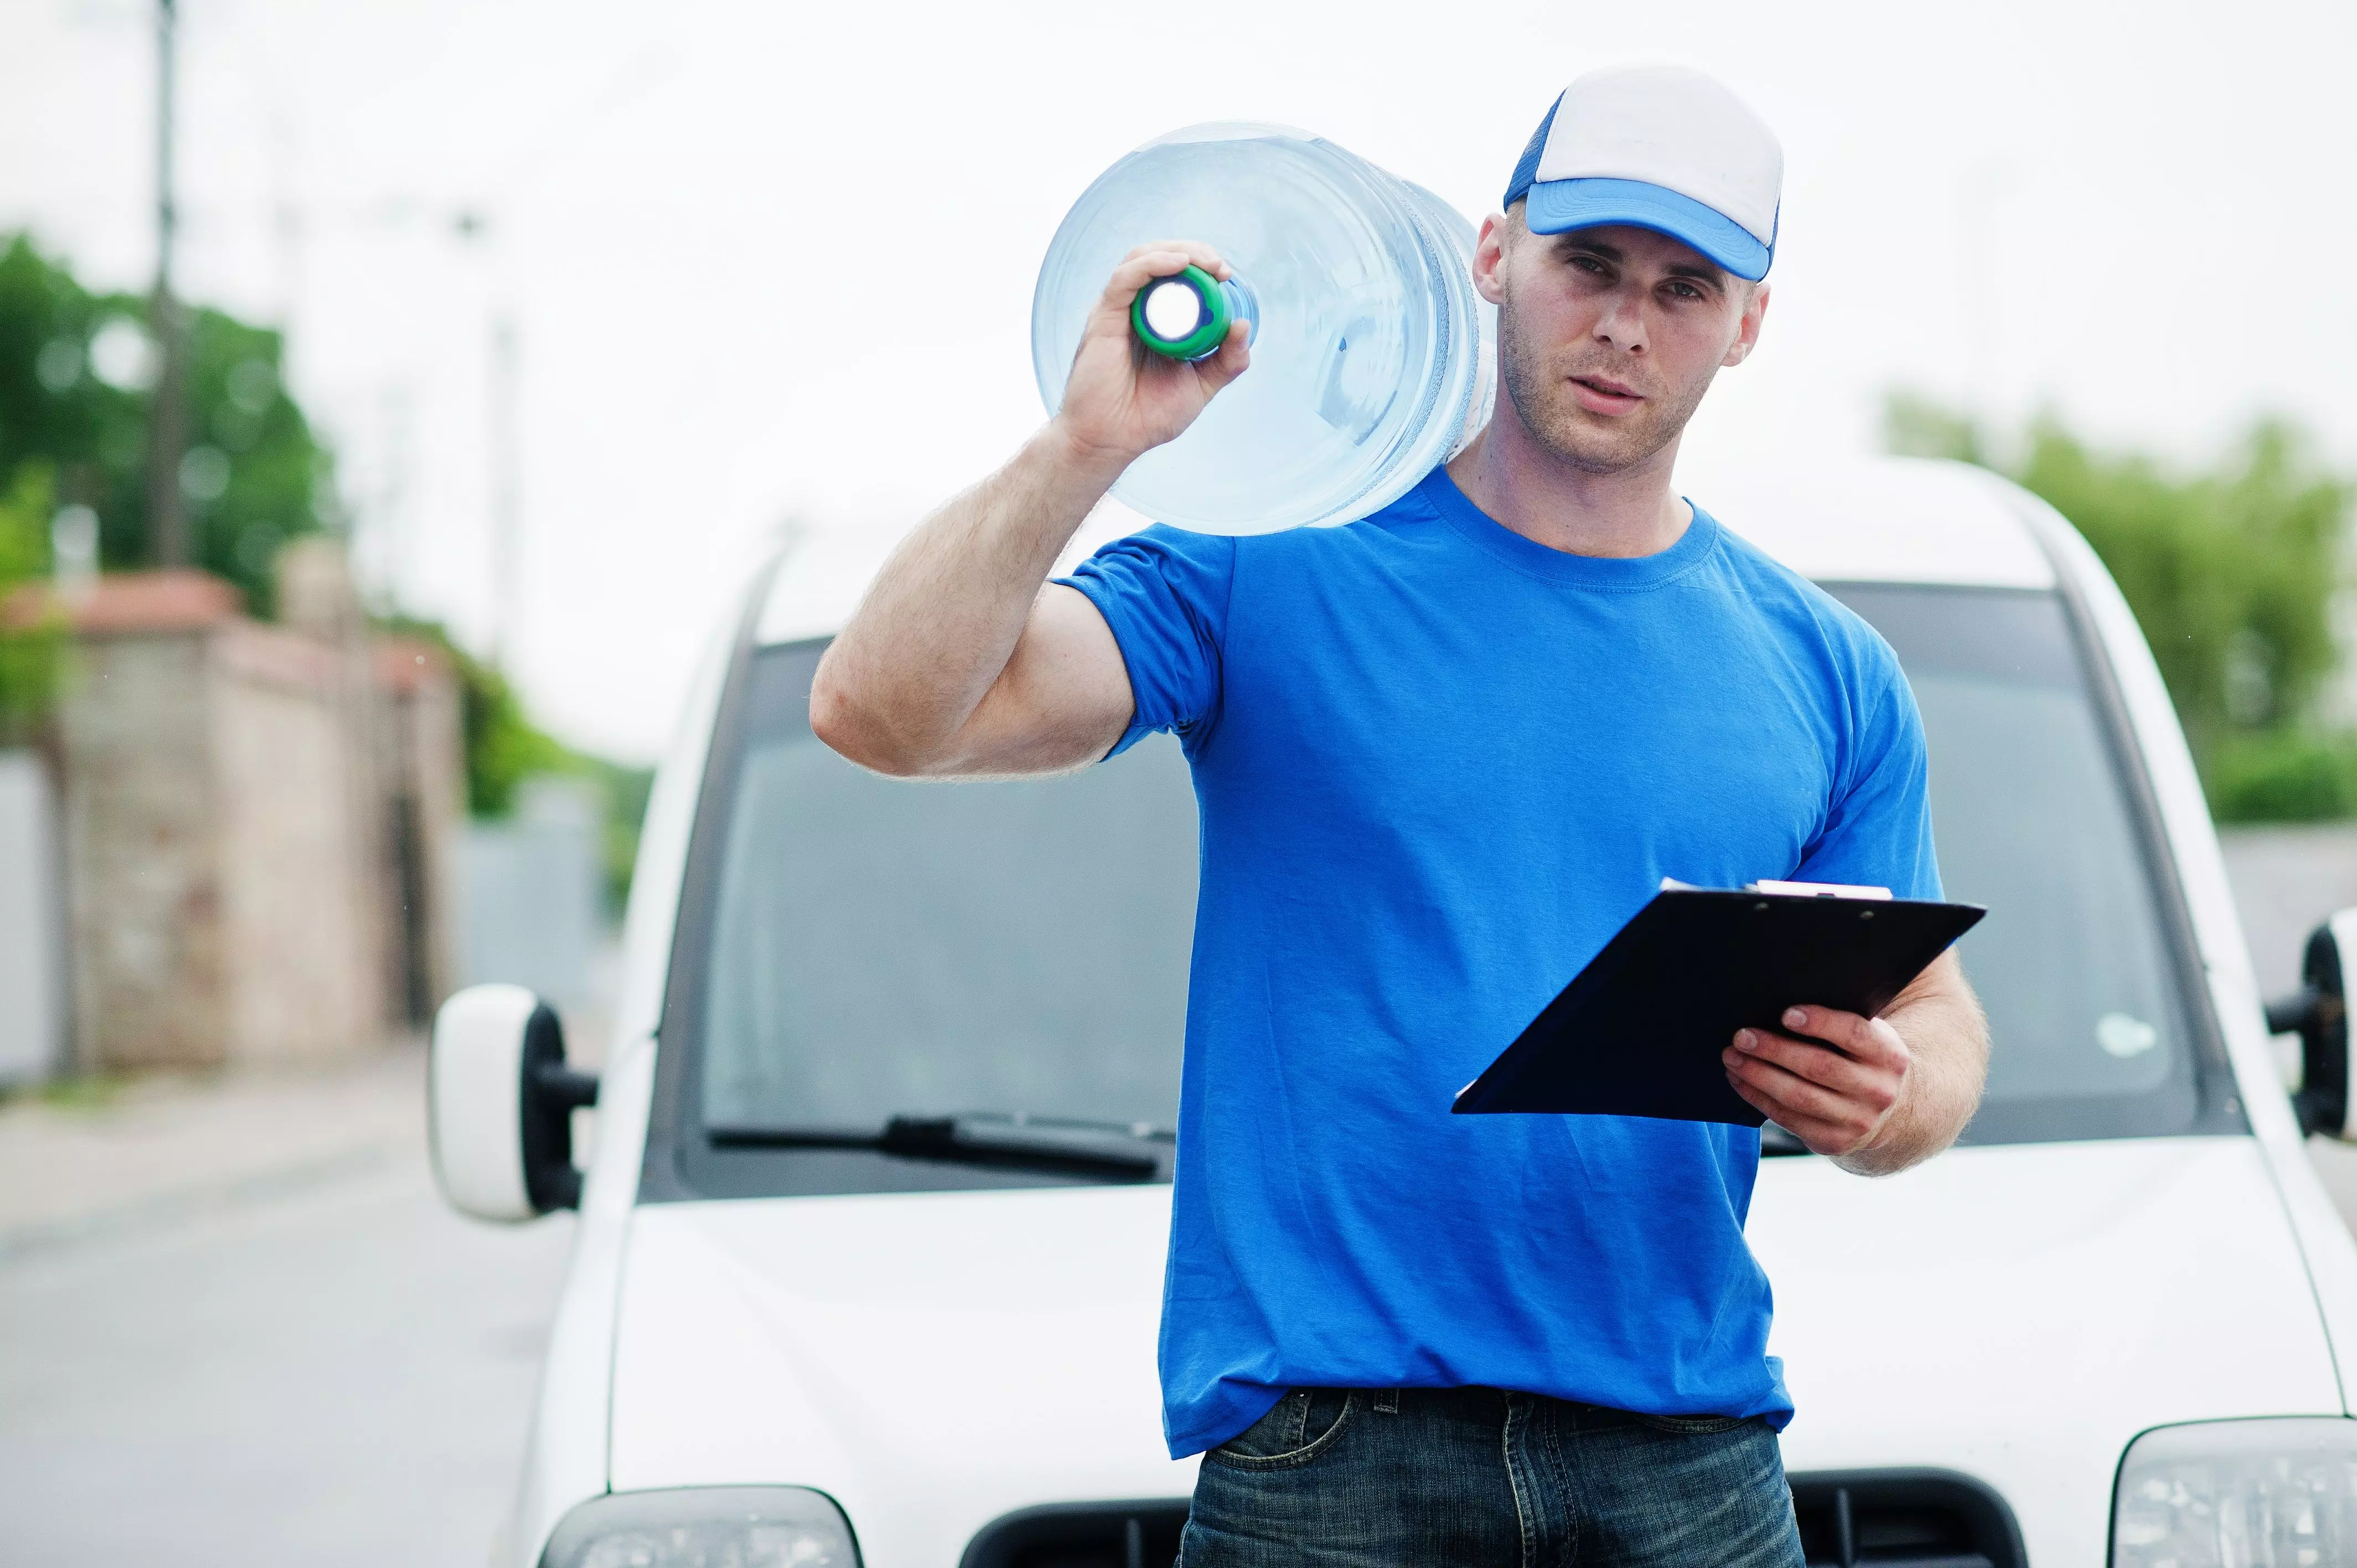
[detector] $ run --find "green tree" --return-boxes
[0,462,64,744]
[1886,394,2354,819]
[0,232,336,615]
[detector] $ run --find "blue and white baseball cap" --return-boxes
[1504,64,1784,282]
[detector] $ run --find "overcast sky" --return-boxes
[4,0,2353,759]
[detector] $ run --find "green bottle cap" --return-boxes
[1131,265,1233,361]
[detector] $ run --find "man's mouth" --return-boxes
[1568,374,1645,415]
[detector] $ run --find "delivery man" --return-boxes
[810,63,1989,1566]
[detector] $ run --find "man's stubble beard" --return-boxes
[1495,291,1718,476]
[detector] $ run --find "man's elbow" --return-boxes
[807,664,940,777]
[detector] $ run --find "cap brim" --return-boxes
[1524,177,1772,281]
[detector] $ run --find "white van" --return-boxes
[430,457,2357,1568]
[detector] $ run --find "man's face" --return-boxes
[1473,215,1769,474]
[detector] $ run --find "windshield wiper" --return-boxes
[707,1112,1170,1180]
[955,1111,1175,1142]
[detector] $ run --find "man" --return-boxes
[813,63,1989,1566]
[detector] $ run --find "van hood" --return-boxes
[1754,1136,2340,1562]
[608,1184,1192,1568]
[607,1138,2338,1568]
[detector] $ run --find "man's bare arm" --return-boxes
[811,432,1134,778]
[1721,948,1989,1175]
[810,242,1249,779]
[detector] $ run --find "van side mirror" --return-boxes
[428,983,601,1220]
[2266,912,2357,1141]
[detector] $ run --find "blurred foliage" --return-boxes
[383,615,655,912]
[0,461,66,744]
[2,233,668,901]
[2205,730,2357,823]
[1886,394,2353,821]
[0,232,336,616]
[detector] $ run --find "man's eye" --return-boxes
[1570,255,1608,275]
[1665,281,1704,300]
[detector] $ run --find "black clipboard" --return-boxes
[1452,886,1985,1125]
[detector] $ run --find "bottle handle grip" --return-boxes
[1131,265,1259,361]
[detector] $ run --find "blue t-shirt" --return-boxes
[1062,466,1941,1458]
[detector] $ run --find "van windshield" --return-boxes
[656,583,2225,1199]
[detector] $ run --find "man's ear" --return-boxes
[1471,212,1511,307]
[1721,280,1770,368]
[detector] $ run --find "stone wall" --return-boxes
[57,610,232,1070]
[211,621,382,1063]
[45,560,461,1071]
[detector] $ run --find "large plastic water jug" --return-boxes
[1032,123,1495,535]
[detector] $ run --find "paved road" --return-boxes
[0,1147,574,1567]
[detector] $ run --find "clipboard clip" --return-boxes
[1660,876,1893,901]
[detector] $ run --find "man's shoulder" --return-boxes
[1107,482,1444,569]
[1699,508,1906,679]
[1229,481,1453,565]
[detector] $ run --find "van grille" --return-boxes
[960,1471,2023,1568]
[957,1500,1190,1568]
[1789,1469,2025,1568]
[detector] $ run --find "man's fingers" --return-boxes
[1123,240,1232,279]
[1779,1004,1906,1069]
[1102,244,1230,305]
[1724,1023,1902,1149]
[1726,1008,1918,1160]
[1724,1075,1837,1146]
[1094,251,1198,320]
[1728,1027,1888,1099]
[1725,1070,1877,1156]
[1741,1103,1856,1158]
[1723,1046,1866,1128]
[1094,243,1236,328]
[1192,321,1253,391]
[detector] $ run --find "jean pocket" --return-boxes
[1206,1389,1357,1470]
[1635,1412,1751,1436]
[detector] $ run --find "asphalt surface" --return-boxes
[0,1145,575,1567]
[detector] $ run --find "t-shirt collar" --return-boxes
[1418,465,1720,588]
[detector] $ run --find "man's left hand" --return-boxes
[1723,1005,1907,1159]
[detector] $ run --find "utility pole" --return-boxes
[488,309,521,672]
[145,0,190,568]
[451,210,522,673]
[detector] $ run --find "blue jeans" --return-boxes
[1180,1386,1807,1567]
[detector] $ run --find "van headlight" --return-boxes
[541,1487,860,1567]
[2113,1418,2357,1565]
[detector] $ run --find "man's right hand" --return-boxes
[1051,241,1252,473]
[811,243,1248,781]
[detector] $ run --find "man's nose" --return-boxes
[1593,287,1648,353]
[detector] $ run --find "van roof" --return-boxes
[754,456,2055,646]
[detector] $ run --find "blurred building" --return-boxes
[461,774,605,1023]
[0,749,65,1085]
[32,543,462,1072]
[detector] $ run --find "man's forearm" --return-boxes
[1839,961,1989,1177]
[811,423,1124,773]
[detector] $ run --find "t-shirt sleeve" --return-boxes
[1056,524,1238,757]
[1790,649,1945,901]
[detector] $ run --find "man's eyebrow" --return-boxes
[1554,235,1624,264]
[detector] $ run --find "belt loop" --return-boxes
[1373,1388,1400,1415]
